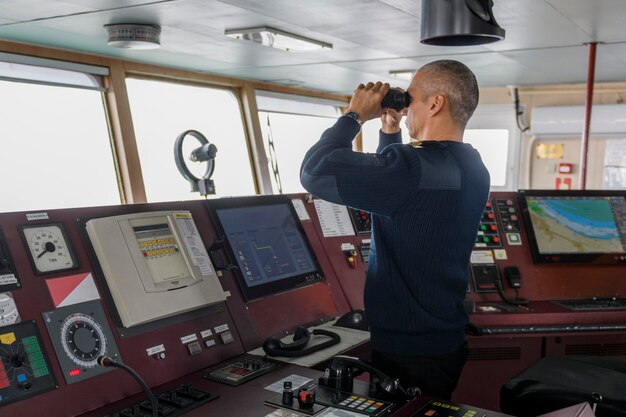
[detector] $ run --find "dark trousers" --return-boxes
[371,342,468,400]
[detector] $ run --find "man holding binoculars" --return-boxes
[300,60,490,399]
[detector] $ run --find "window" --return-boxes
[0,60,119,213]
[361,105,517,189]
[256,91,343,194]
[360,119,410,153]
[465,105,518,190]
[126,78,256,201]
[464,129,509,187]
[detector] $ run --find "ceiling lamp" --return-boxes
[389,70,415,81]
[225,27,332,52]
[105,24,161,49]
[421,0,505,46]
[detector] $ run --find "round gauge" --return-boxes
[60,312,107,368]
[20,223,78,274]
[0,292,20,326]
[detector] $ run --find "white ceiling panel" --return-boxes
[546,0,626,42]
[0,0,95,21]
[500,45,626,85]
[485,0,591,51]
[1,0,626,94]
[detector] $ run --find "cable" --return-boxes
[494,279,528,306]
[98,356,159,417]
[511,87,530,133]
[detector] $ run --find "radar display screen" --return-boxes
[520,190,626,264]
[208,196,324,300]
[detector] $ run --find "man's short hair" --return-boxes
[417,60,479,128]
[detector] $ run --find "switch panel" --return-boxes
[347,208,371,235]
[475,200,502,248]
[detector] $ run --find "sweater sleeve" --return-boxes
[300,116,416,216]
[377,130,402,153]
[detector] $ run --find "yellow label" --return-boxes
[0,332,16,345]
[173,213,191,219]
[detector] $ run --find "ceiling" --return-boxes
[1,0,626,95]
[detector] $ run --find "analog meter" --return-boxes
[20,223,78,274]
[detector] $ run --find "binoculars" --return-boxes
[381,88,411,111]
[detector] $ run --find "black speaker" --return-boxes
[263,326,341,358]
[421,0,505,46]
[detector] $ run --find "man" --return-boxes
[300,60,490,399]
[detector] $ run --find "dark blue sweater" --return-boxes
[301,116,490,356]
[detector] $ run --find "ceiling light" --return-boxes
[105,24,161,49]
[389,70,415,81]
[225,27,332,52]
[420,0,505,46]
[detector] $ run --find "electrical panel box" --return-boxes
[86,211,226,328]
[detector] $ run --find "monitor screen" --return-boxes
[519,190,626,264]
[208,196,324,300]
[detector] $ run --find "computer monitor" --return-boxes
[208,196,325,300]
[519,190,626,264]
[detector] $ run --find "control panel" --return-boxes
[0,321,56,407]
[474,200,502,248]
[105,383,218,417]
[42,300,121,384]
[495,198,522,246]
[203,354,281,386]
[0,229,20,291]
[347,207,372,235]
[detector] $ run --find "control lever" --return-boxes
[319,355,420,398]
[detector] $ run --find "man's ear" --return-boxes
[429,94,445,116]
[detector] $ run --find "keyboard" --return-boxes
[553,298,626,310]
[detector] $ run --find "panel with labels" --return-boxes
[347,208,372,235]
[0,229,20,291]
[474,201,502,248]
[495,198,523,246]
[0,321,56,408]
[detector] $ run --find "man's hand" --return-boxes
[381,108,404,134]
[347,82,389,123]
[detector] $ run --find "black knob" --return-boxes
[18,381,32,391]
[11,353,24,367]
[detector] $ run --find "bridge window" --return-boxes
[0,56,119,213]
[257,91,343,194]
[126,78,256,201]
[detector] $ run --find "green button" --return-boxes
[25,343,40,353]
[27,351,43,361]
[483,237,490,243]
[33,367,50,378]
[30,359,46,370]
[22,336,38,346]
[480,225,487,231]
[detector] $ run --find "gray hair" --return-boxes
[416,60,479,128]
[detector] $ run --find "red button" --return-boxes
[490,225,497,231]
[494,237,500,243]
[488,213,494,220]
[0,379,9,388]
[486,201,492,208]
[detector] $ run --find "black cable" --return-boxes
[494,279,528,306]
[98,356,159,417]
[511,87,530,133]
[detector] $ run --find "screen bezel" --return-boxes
[519,189,626,264]
[207,195,325,301]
